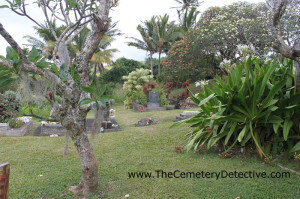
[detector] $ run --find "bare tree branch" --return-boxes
[40,0,59,40]
[24,109,59,122]
[10,3,43,29]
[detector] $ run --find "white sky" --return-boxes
[0,0,264,62]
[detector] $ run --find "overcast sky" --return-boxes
[0,0,264,62]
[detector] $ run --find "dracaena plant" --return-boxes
[172,57,300,159]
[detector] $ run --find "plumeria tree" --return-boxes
[196,2,273,61]
[162,2,280,84]
[267,0,300,89]
[0,0,118,195]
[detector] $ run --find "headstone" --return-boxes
[174,98,181,109]
[147,91,159,108]
[103,110,110,121]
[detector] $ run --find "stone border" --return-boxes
[0,121,33,137]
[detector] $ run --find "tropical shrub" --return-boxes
[123,68,153,109]
[173,57,300,158]
[152,85,170,106]
[0,90,22,123]
[132,90,147,106]
[161,33,220,84]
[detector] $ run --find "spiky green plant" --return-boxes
[172,57,300,158]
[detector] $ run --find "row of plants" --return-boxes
[173,57,300,159]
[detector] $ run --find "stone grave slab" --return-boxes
[173,111,200,122]
[135,118,157,127]
[34,118,121,136]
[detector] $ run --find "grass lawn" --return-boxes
[0,105,299,199]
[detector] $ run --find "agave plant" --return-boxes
[172,57,300,158]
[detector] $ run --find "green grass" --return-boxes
[0,105,299,199]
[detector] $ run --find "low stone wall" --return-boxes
[0,121,33,137]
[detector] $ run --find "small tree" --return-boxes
[0,0,117,195]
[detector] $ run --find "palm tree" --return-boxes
[172,0,201,11]
[70,24,120,84]
[178,7,199,32]
[127,17,157,76]
[24,20,66,60]
[153,14,183,76]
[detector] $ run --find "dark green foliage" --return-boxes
[132,90,147,105]
[101,57,145,83]
[173,57,300,158]
[101,66,127,83]
[0,47,21,89]
[0,90,22,123]
[152,85,170,106]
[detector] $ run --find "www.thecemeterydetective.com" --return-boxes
[128,170,291,180]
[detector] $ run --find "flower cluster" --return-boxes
[41,121,59,126]
[237,44,255,56]
[182,81,190,88]
[16,116,32,123]
[195,80,209,88]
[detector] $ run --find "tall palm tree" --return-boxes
[172,0,201,11]
[153,14,183,76]
[178,7,199,32]
[127,17,157,76]
[24,20,66,60]
[70,24,120,84]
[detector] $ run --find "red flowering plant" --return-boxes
[182,81,190,88]
[143,82,156,98]
[165,82,173,99]
[176,81,190,109]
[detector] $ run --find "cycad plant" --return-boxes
[173,57,300,159]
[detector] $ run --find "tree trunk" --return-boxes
[62,108,98,195]
[70,132,98,194]
[158,51,161,76]
[150,52,154,76]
